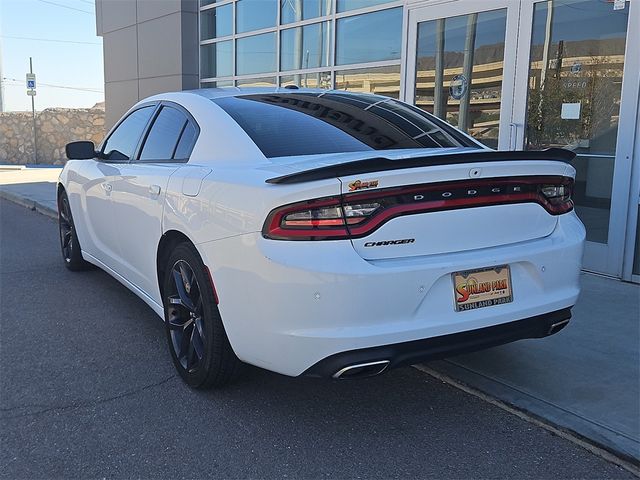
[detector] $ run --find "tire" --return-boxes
[58,190,90,271]
[163,242,241,389]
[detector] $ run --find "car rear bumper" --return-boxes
[197,211,585,377]
[303,307,572,378]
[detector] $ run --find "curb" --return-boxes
[0,189,57,220]
[414,365,640,476]
[0,165,26,171]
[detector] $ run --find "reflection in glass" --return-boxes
[236,0,277,33]
[281,22,332,72]
[213,93,469,158]
[280,71,331,89]
[236,77,277,87]
[337,0,393,12]
[414,9,507,148]
[200,4,232,40]
[525,0,629,243]
[335,65,400,99]
[200,40,233,78]
[236,33,277,75]
[201,80,234,88]
[336,8,402,65]
[281,0,332,24]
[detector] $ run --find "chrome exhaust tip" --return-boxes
[332,360,390,379]
[548,319,570,335]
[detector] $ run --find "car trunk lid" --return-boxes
[331,152,574,261]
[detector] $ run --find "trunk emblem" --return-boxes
[364,239,415,247]
[348,179,379,191]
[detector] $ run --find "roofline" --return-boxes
[183,87,381,100]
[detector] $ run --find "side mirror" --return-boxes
[66,141,96,160]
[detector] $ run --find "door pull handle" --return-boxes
[509,123,518,151]
[102,183,112,193]
[149,184,161,196]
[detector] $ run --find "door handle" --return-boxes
[509,123,518,150]
[149,184,161,196]
[101,182,112,193]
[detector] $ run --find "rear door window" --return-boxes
[139,106,189,161]
[102,106,155,161]
[173,121,198,160]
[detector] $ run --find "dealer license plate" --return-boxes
[452,265,513,312]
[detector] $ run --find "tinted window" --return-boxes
[201,40,233,78]
[280,22,331,71]
[102,106,155,161]
[236,0,277,33]
[281,0,332,24]
[200,4,232,40]
[236,32,276,75]
[139,107,187,161]
[214,93,472,158]
[174,122,198,160]
[336,8,402,65]
[337,0,393,12]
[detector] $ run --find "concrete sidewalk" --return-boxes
[1,165,638,466]
[0,166,61,218]
[422,273,639,463]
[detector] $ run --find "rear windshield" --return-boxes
[213,93,474,158]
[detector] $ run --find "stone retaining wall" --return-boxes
[0,106,105,165]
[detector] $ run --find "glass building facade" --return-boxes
[199,0,403,94]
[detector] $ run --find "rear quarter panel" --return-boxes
[162,166,343,245]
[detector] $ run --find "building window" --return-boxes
[335,65,401,98]
[200,4,233,40]
[337,0,395,13]
[201,80,234,88]
[199,0,403,99]
[200,40,233,78]
[236,77,278,87]
[236,0,277,33]
[280,71,331,88]
[281,0,332,24]
[201,40,233,78]
[336,7,402,65]
[236,32,277,75]
[280,22,332,72]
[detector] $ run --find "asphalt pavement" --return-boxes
[0,199,634,479]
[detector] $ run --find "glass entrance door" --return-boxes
[405,0,521,150]
[406,0,639,278]
[512,0,638,277]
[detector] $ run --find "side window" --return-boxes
[102,106,155,161]
[139,106,187,161]
[173,121,197,160]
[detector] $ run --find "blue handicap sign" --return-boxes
[27,79,35,88]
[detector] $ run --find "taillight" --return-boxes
[263,176,574,240]
[539,181,574,214]
[263,196,349,240]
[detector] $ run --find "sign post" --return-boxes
[27,58,37,164]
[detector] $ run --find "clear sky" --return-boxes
[0,0,104,112]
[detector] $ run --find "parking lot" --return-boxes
[1,199,635,478]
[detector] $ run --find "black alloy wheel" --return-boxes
[58,191,89,271]
[163,243,240,388]
[166,259,206,372]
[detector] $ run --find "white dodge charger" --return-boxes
[59,88,585,388]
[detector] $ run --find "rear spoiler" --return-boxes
[265,148,575,185]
